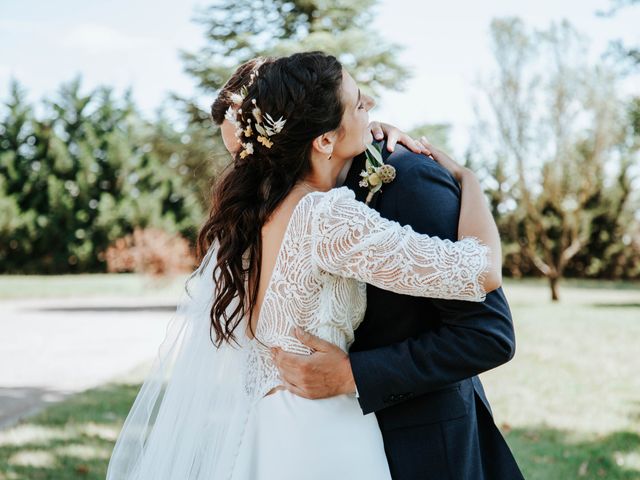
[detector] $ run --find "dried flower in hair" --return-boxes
[239,142,254,159]
[229,93,244,106]
[264,113,286,134]
[252,107,263,124]
[227,85,287,153]
[257,135,273,148]
[224,106,239,127]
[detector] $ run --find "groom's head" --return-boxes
[211,57,273,153]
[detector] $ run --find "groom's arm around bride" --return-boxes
[273,141,524,479]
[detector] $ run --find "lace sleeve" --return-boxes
[311,188,490,302]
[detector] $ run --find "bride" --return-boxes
[107,51,502,479]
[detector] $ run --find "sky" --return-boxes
[1,0,639,154]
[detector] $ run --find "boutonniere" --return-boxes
[359,142,397,204]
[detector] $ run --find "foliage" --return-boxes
[175,0,416,228]
[0,79,204,273]
[471,18,640,300]
[0,0,416,275]
[600,1,640,68]
[181,0,410,98]
[104,228,196,276]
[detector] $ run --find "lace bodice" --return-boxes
[245,187,489,401]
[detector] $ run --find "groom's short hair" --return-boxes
[210,57,273,125]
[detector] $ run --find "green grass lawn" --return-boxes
[481,281,640,479]
[0,279,639,479]
[0,273,187,300]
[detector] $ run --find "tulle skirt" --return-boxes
[230,389,392,480]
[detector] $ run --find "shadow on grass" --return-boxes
[505,426,640,480]
[0,387,71,430]
[0,383,139,480]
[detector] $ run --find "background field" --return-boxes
[0,279,638,479]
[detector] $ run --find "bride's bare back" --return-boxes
[249,186,311,338]
[248,186,313,396]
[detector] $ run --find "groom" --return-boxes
[281,143,524,479]
[212,61,523,479]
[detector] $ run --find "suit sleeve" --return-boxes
[349,159,516,415]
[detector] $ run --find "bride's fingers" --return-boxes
[386,132,398,152]
[394,133,425,154]
[389,133,422,153]
[368,121,384,141]
[386,130,422,153]
[417,136,430,148]
[418,136,433,157]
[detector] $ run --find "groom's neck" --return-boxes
[336,157,354,187]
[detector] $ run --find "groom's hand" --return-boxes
[271,327,356,399]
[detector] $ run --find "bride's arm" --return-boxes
[312,188,498,302]
[458,171,502,288]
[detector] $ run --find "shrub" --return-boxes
[104,228,196,276]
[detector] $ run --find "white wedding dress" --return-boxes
[107,187,489,480]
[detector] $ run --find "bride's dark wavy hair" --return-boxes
[197,52,345,346]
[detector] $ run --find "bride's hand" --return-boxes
[417,136,468,182]
[369,121,429,154]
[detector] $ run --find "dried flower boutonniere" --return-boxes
[359,142,396,204]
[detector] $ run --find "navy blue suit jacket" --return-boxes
[344,144,523,480]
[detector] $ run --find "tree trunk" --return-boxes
[549,276,560,302]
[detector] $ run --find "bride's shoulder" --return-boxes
[304,187,364,224]
[307,186,356,206]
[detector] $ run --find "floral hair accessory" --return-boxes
[224,106,239,127]
[234,101,286,157]
[239,141,254,159]
[223,64,286,159]
[359,142,396,204]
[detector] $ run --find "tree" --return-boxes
[182,0,410,98]
[175,0,414,212]
[599,0,640,66]
[0,79,204,273]
[145,98,226,213]
[472,19,639,300]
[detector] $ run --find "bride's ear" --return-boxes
[311,131,337,158]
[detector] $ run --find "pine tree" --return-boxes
[0,79,204,273]
[182,0,409,97]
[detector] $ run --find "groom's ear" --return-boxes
[311,131,337,157]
